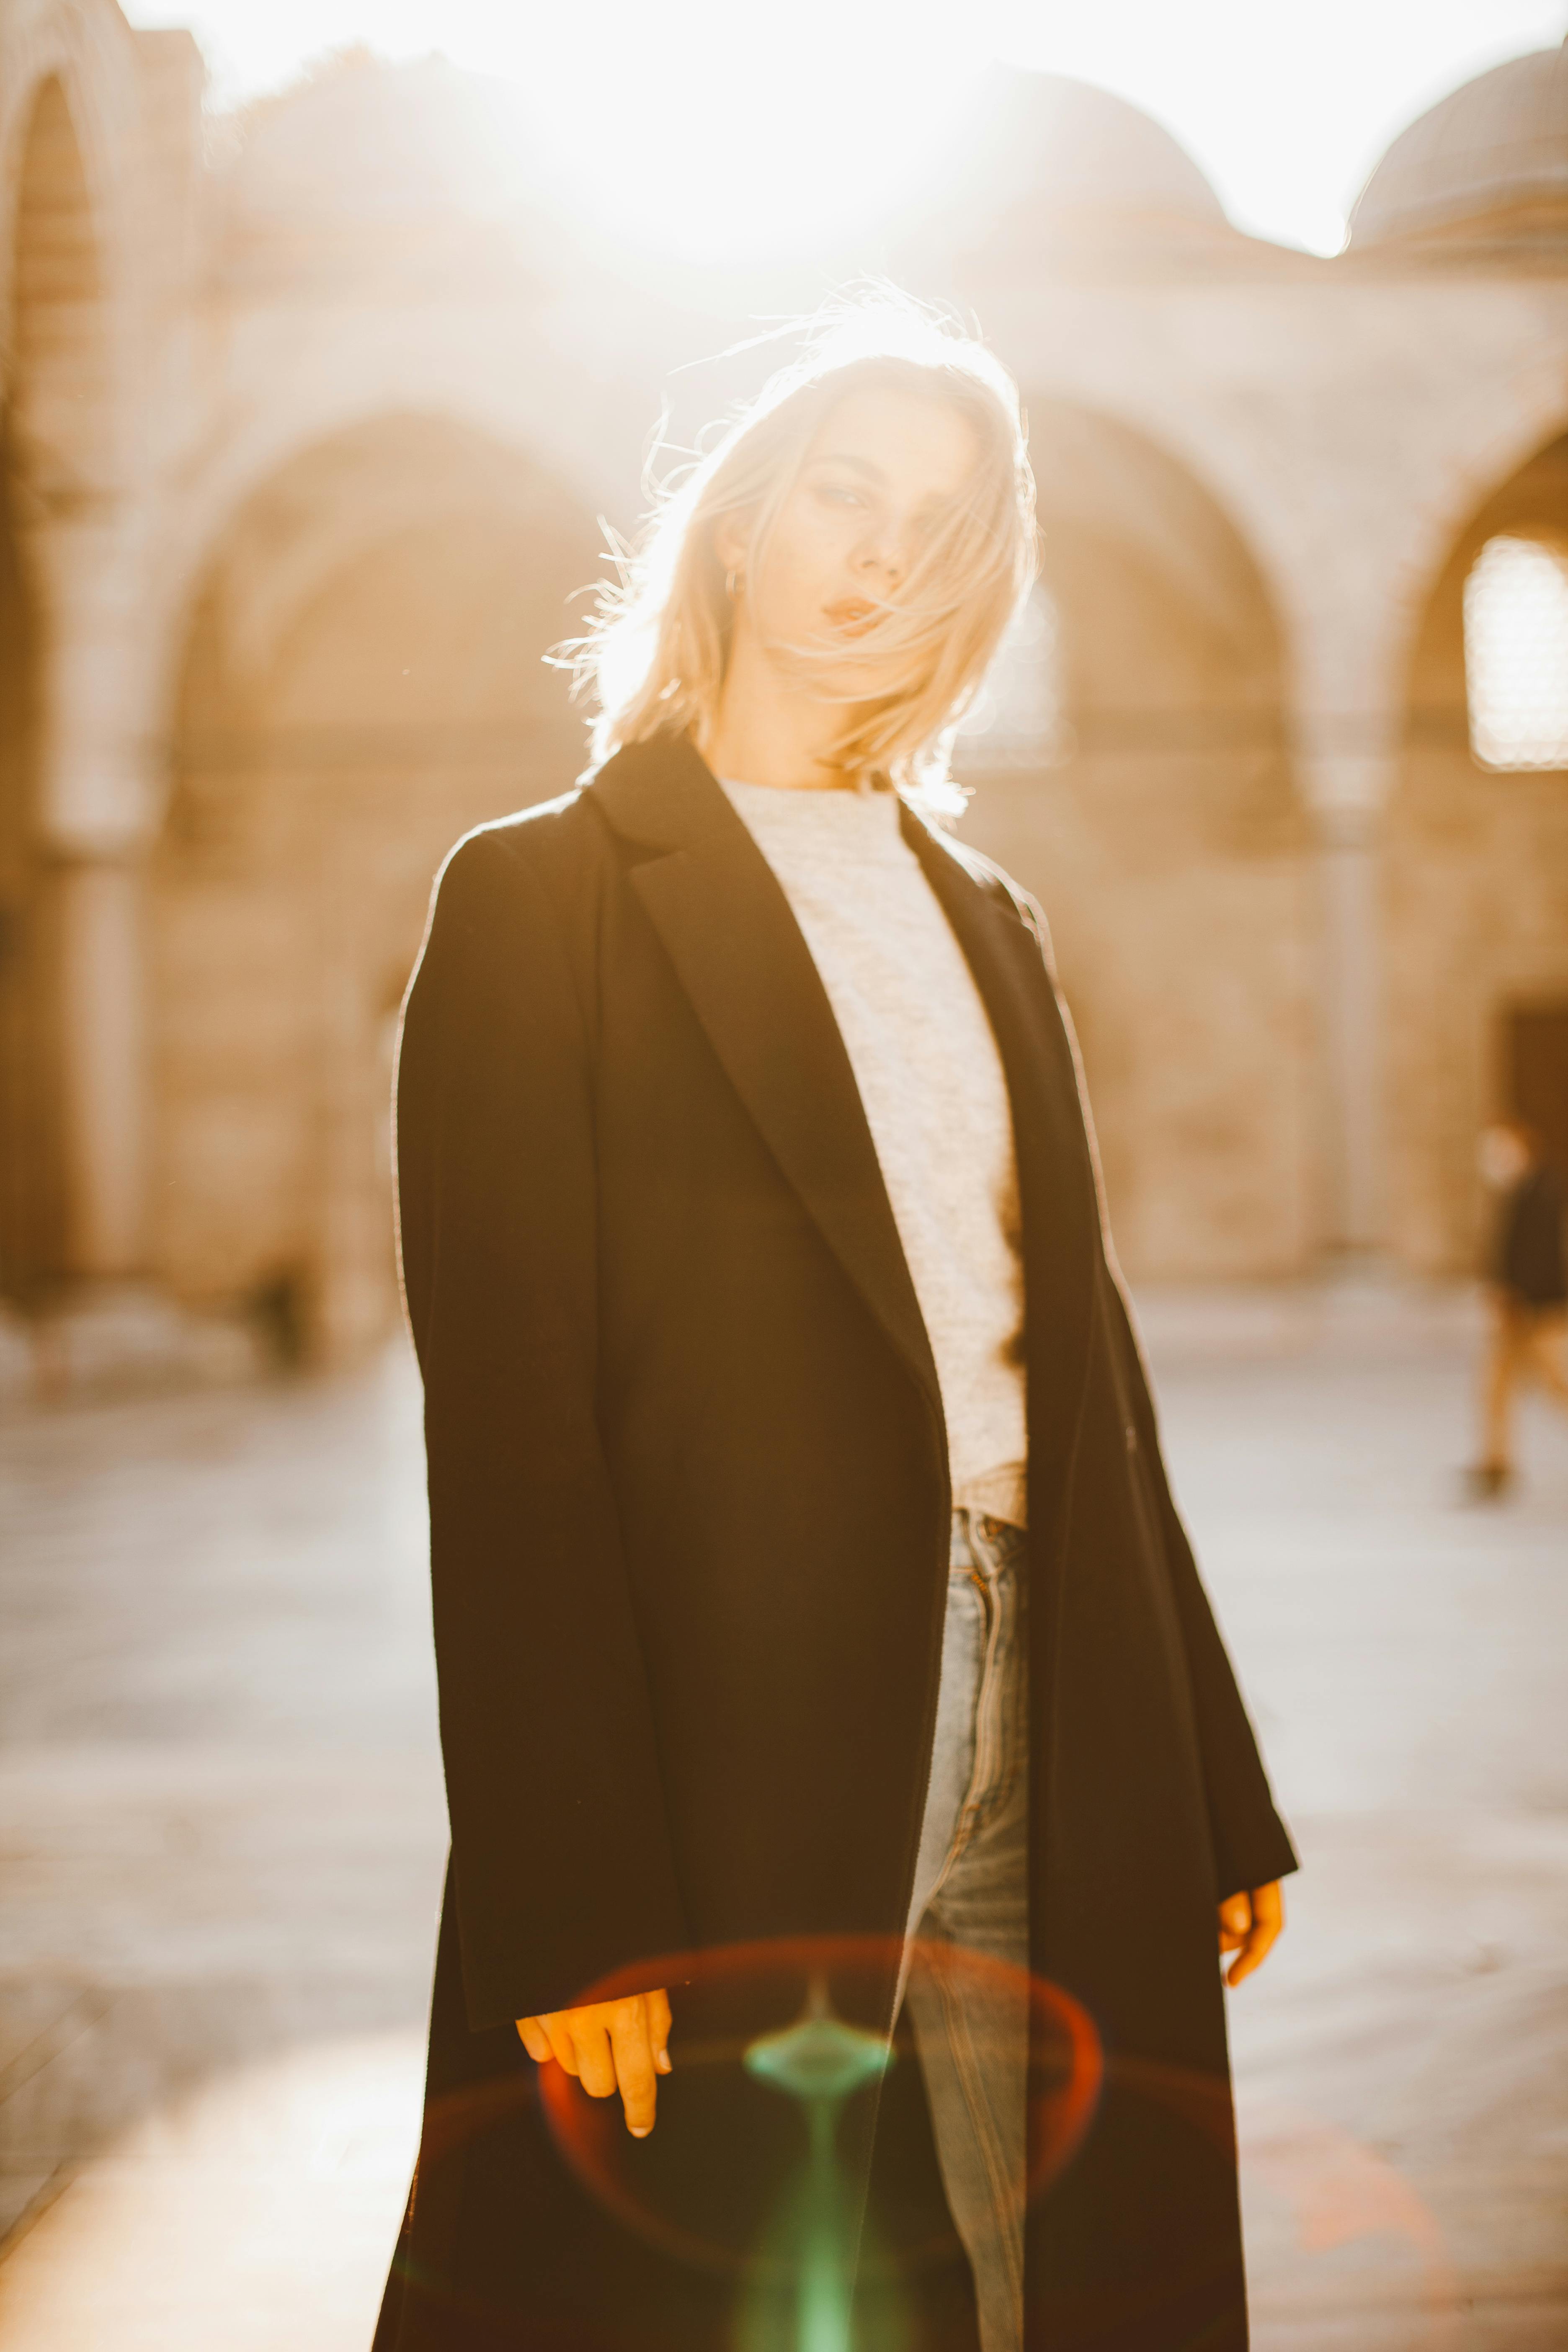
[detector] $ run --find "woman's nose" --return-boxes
[856,534,906,591]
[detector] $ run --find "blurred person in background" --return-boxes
[1470,1118,1568,1499]
[374,297,1296,2352]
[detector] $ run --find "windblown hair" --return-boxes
[565,293,1038,800]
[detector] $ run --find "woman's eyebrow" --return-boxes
[810,452,887,482]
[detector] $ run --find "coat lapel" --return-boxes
[591,738,944,1430]
[900,805,1101,1550]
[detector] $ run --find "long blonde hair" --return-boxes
[567,294,1037,800]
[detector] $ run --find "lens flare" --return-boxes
[533,1933,1101,2285]
[407,1960,1404,2347]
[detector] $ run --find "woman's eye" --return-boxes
[816,482,862,508]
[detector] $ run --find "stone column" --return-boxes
[32,523,165,1283]
[1298,746,1399,1258]
[50,848,150,1277]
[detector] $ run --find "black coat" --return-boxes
[374,735,1297,2352]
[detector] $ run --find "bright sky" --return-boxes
[122,0,1566,258]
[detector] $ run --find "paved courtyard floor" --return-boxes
[0,1291,1564,2350]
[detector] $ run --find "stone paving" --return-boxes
[0,1296,1564,2350]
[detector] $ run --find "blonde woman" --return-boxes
[374,302,1295,2352]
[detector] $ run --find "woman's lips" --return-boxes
[825,598,877,637]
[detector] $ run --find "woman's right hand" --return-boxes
[516,1988,673,2136]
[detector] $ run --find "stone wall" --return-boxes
[150,414,596,1356]
[2,1,1566,1359]
[1386,431,1568,1274]
[962,399,1314,1278]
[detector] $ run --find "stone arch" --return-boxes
[140,340,620,750]
[1379,355,1568,733]
[0,6,130,356]
[4,71,117,510]
[150,410,601,1362]
[0,67,119,1300]
[959,398,1311,1277]
[1385,425,1568,1272]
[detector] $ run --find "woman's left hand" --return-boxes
[1218,1881,1284,1986]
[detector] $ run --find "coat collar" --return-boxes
[592,735,944,1430]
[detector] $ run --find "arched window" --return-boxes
[1463,534,1568,771]
[954,581,1068,771]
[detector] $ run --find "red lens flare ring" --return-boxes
[534,1933,1102,2278]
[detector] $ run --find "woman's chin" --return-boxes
[802,655,891,705]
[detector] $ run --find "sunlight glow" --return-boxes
[123,0,1568,263]
[509,2,983,261]
[1465,535,1568,771]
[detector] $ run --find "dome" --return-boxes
[988,70,1227,224]
[212,53,551,297]
[1349,43,1568,245]
[922,67,1229,255]
[221,53,532,231]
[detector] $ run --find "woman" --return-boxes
[1470,1118,1568,1498]
[374,300,1297,2352]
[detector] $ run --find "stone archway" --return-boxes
[153,412,599,1363]
[1385,426,1568,1273]
[959,400,1307,1279]
[0,72,116,1303]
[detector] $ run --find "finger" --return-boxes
[1226,1885,1284,1986]
[609,1999,660,2137]
[542,2014,579,2075]
[515,2017,552,2065]
[648,1988,673,2074]
[571,2020,619,2101]
[1239,1881,1284,1968]
[1217,1895,1251,1952]
[1226,1933,1269,1987]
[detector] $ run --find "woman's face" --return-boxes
[723,385,980,697]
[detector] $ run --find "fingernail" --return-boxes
[656,2051,671,2072]
[630,2125,651,2138]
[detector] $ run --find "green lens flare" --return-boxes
[740,1977,897,2352]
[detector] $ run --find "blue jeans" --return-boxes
[898,1511,1029,2352]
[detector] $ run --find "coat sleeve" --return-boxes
[395,825,691,2030]
[1104,1268,1300,1903]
